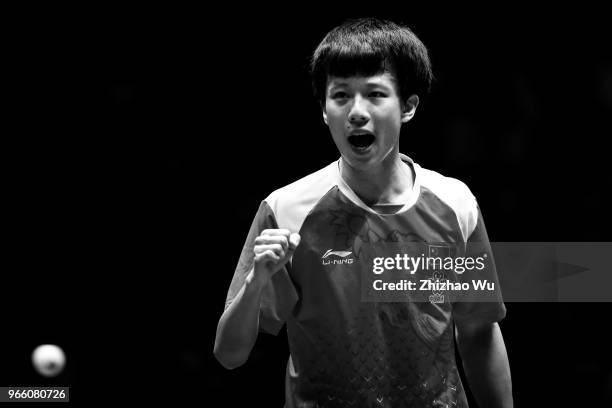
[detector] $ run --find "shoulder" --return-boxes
[263,161,339,232]
[417,165,477,209]
[416,164,479,241]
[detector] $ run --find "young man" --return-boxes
[215,18,512,408]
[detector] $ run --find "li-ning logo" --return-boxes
[321,249,354,265]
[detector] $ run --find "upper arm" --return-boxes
[455,320,498,347]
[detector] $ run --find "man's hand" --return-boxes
[214,229,300,370]
[253,229,301,284]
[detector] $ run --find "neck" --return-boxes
[339,153,413,207]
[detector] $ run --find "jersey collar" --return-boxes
[333,153,422,216]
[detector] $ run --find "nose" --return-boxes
[348,95,370,126]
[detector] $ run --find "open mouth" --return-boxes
[348,133,375,150]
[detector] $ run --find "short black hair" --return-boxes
[310,17,433,105]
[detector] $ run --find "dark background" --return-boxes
[4,5,611,406]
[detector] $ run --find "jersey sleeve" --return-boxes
[452,204,507,324]
[224,200,299,335]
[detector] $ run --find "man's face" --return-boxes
[323,73,418,171]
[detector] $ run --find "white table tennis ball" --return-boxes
[31,344,66,377]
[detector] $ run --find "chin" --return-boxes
[342,153,379,170]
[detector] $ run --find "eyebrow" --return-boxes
[327,81,393,90]
[327,81,348,89]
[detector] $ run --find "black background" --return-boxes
[4,4,611,407]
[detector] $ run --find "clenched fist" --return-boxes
[253,229,301,283]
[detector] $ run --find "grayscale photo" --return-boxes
[4,5,611,407]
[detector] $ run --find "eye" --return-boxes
[331,91,349,99]
[369,91,387,98]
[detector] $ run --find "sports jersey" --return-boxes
[225,154,506,408]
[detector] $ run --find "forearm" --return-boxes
[456,322,513,408]
[214,268,267,369]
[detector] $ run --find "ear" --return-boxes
[401,94,420,123]
[321,102,328,125]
